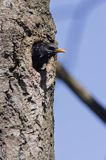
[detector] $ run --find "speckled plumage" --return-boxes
[32,42,57,71]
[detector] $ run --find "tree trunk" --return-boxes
[0,0,56,160]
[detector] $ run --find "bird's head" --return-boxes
[45,43,65,55]
[32,42,65,71]
[33,42,65,58]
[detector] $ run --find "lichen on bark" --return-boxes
[0,0,56,160]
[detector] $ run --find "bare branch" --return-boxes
[56,62,106,124]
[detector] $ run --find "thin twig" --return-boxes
[56,62,106,124]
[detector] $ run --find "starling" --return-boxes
[32,42,65,71]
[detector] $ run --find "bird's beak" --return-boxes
[55,48,65,53]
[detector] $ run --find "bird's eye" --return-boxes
[48,46,55,51]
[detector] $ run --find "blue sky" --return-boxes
[50,0,106,160]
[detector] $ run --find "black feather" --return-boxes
[32,42,56,72]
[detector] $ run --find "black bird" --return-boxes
[32,42,65,72]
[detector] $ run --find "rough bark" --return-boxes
[0,0,56,160]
